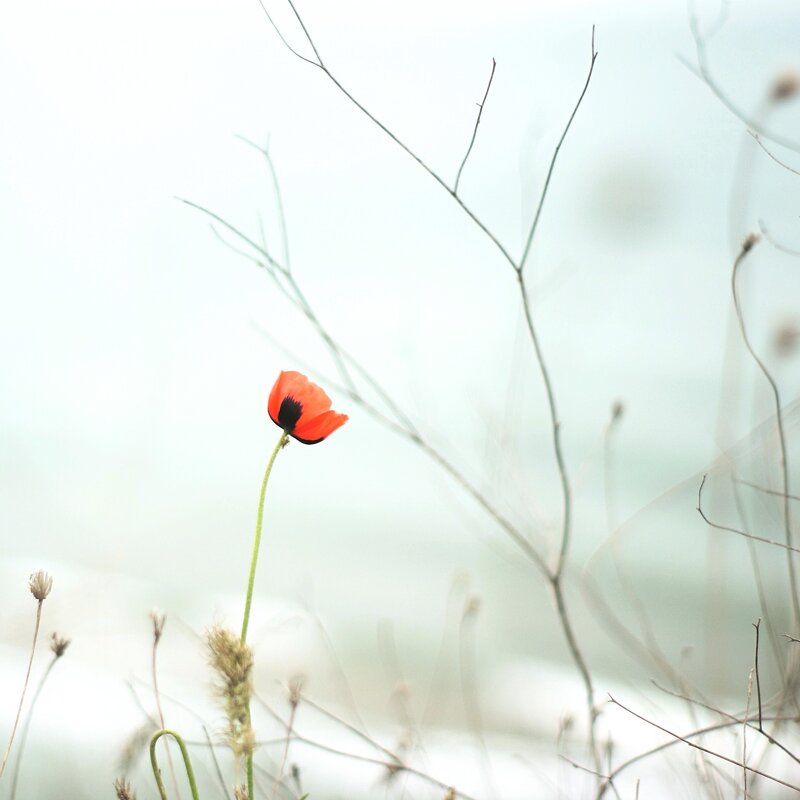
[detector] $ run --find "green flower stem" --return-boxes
[241,431,289,643]
[241,430,288,800]
[150,729,199,800]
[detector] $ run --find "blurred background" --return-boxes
[2,0,800,796]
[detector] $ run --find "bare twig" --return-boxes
[752,620,763,732]
[749,132,800,176]
[641,677,800,771]
[236,1,602,771]
[597,713,800,799]
[454,58,496,195]
[758,220,800,257]
[518,26,598,274]
[697,474,800,555]
[298,694,400,767]
[730,234,800,629]
[254,694,479,800]
[235,136,292,270]
[743,667,753,798]
[201,726,232,800]
[684,13,800,153]
[736,478,800,503]
[608,696,800,794]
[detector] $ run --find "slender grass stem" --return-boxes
[150,729,200,800]
[9,653,58,800]
[0,600,44,779]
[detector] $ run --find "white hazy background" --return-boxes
[2,0,800,797]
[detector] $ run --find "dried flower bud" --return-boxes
[771,70,800,103]
[741,232,761,254]
[149,609,166,644]
[611,400,624,422]
[114,778,137,800]
[28,571,53,601]
[774,321,799,357]
[464,595,481,618]
[288,674,304,708]
[50,633,70,658]
[444,790,456,800]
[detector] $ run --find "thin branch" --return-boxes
[597,713,799,799]
[255,0,319,67]
[454,58,497,195]
[684,13,800,153]
[698,474,800,555]
[608,697,800,794]
[286,733,482,800]
[255,0,577,273]
[519,26,598,274]
[758,220,800,258]
[254,695,479,800]
[236,135,292,270]
[749,132,800,177]
[298,694,400,767]
[246,2,602,772]
[731,473,788,684]
[752,619,763,732]
[202,726,232,800]
[734,477,800,505]
[731,234,800,628]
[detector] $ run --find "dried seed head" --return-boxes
[29,571,53,601]
[611,400,624,422]
[464,595,481,618]
[114,777,137,800]
[119,722,153,773]
[288,674,305,707]
[206,626,255,760]
[50,632,70,658]
[149,609,166,643]
[774,321,799,357]
[771,70,800,102]
[741,232,761,254]
[444,790,456,800]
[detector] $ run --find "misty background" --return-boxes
[2,0,800,796]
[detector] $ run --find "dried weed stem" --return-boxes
[0,572,53,780]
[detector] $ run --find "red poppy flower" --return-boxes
[268,370,348,444]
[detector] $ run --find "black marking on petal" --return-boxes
[278,396,303,431]
[290,432,325,445]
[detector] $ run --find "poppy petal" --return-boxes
[268,371,325,426]
[292,410,349,444]
[268,370,332,426]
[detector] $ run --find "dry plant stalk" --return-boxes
[114,777,138,800]
[8,633,71,800]
[0,571,53,780]
[207,626,255,772]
